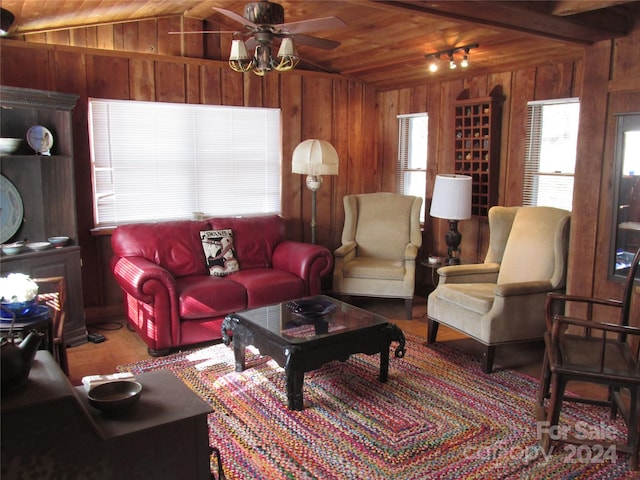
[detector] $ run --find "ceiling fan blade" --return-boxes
[212,7,258,29]
[293,34,341,50]
[279,16,346,35]
[168,30,237,35]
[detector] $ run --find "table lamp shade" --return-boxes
[430,174,472,220]
[292,139,339,176]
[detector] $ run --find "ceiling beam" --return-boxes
[371,0,630,45]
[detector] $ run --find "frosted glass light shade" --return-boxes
[430,174,472,220]
[292,139,339,176]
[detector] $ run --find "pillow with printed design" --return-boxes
[200,229,239,277]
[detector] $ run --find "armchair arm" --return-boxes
[334,241,357,259]
[438,263,500,285]
[404,242,419,261]
[272,241,333,295]
[494,280,553,297]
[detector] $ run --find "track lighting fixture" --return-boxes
[428,54,440,73]
[425,43,478,74]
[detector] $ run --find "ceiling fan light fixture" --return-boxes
[275,38,299,72]
[0,8,15,36]
[229,39,254,73]
[252,43,273,76]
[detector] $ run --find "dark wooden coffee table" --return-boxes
[221,295,406,411]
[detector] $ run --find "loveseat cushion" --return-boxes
[228,268,305,308]
[176,275,247,319]
[112,220,210,278]
[210,215,285,270]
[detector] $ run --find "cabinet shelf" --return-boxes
[453,92,502,217]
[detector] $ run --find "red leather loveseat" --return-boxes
[111,215,333,355]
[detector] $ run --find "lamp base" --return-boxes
[445,257,461,266]
[445,220,462,265]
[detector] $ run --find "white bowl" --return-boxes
[1,242,24,255]
[48,236,69,248]
[26,241,51,252]
[0,138,22,155]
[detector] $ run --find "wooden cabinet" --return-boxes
[453,92,502,217]
[0,86,87,346]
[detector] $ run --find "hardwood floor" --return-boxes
[67,295,550,386]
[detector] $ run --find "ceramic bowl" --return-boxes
[0,298,38,319]
[0,138,22,155]
[1,242,24,255]
[47,236,69,248]
[26,241,51,252]
[88,381,143,414]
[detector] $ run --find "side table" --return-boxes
[2,351,213,479]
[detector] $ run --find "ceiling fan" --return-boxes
[175,1,346,75]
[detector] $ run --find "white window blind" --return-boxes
[89,99,282,227]
[523,99,579,211]
[397,113,428,221]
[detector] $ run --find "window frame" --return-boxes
[523,98,580,211]
[88,98,283,227]
[397,113,428,222]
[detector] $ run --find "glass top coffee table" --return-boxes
[221,295,406,410]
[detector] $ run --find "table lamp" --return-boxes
[430,174,472,265]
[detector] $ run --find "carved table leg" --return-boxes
[284,345,304,411]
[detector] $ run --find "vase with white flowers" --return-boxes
[0,273,39,319]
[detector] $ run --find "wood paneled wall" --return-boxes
[0,37,377,315]
[2,9,639,319]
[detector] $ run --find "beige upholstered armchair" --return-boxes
[333,192,423,319]
[427,206,571,373]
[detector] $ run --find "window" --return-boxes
[88,98,282,227]
[523,98,580,211]
[397,113,428,221]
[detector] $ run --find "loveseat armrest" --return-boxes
[112,256,178,301]
[272,241,334,295]
[438,262,500,284]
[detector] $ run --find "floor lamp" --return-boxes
[430,174,472,265]
[292,139,339,244]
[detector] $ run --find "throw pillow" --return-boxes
[200,229,240,277]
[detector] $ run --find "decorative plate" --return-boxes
[0,175,24,244]
[26,125,54,155]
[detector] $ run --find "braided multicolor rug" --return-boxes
[118,334,636,479]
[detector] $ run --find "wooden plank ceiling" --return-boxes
[2,0,636,90]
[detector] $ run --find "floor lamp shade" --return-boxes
[292,139,339,178]
[292,139,339,244]
[430,174,472,264]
